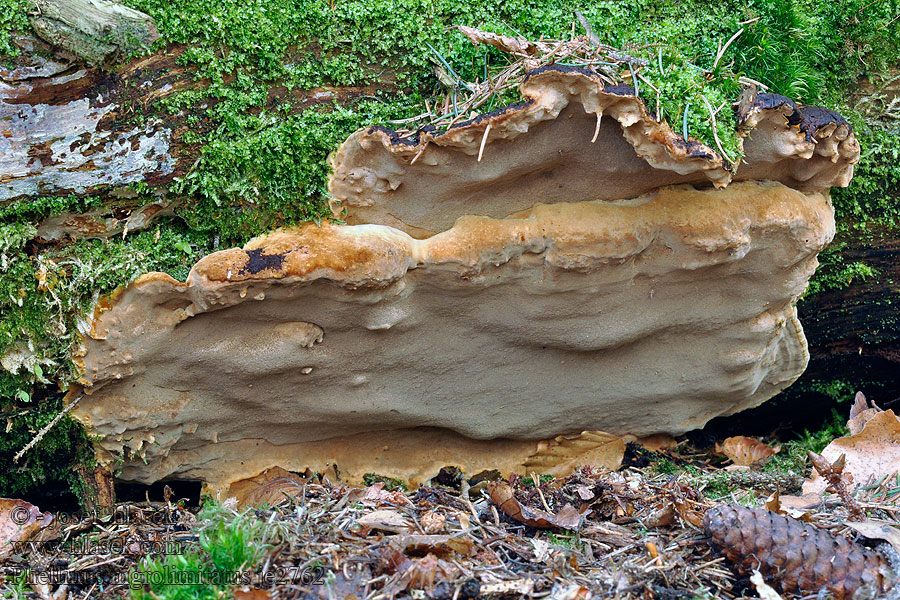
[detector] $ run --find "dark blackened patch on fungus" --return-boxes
[798,106,851,136]
[738,91,853,143]
[526,63,600,81]
[673,138,716,161]
[369,125,421,147]
[241,248,287,275]
[603,83,637,96]
[742,93,799,119]
[441,101,534,131]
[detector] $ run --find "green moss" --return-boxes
[0,194,107,223]
[113,0,900,243]
[131,502,269,600]
[173,100,420,241]
[761,409,848,476]
[805,239,881,296]
[0,395,95,499]
[0,215,206,498]
[809,379,858,402]
[0,0,28,57]
[831,127,900,227]
[362,472,408,491]
[0,221,206,403]
[521,473,555,487]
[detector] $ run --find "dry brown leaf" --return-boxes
[357,509,410,533]
[489,483,582,530]
[775,493,818,521]
[636,433,678,452]
[848,391,884,435]
[671,500,706,528]
[362,482,414,507]
[389,534,475,557]
[763,492,814,524]
[420,510,445,534]
[1,498,54,561]
[715,436,780,466]
[573,485,595,501]
[803,410,900,495]
[457,25,537,56]
[779,493,821,510]
[523,430,625,477]
[846,520,900,555]
[644,504,675,528]
[227,466,308,509]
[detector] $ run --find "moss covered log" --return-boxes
[1,0,899,501]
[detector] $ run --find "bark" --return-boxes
[0,34,192,219]
[798,225,900,401]
[27,0,159,65]
[0,34,386,239]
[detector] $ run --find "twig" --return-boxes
[14,394,83,463]
[410,142,429,165]
[739,76,770,90]
[574,10,600,46]
[629,62,639,97]
[808,451,866,521]
[425,42,472,92]
[531,472,552,513]
[591,112,603,143]
[877,12,900,31]
[712,28,744,71]
[700,95,734,166]
[477,123,491,162]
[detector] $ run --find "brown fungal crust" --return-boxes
[328,67,730,237]
[328,67,859,237]
[72,182,833,488]
[736,87,860,190]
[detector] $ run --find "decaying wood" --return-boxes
[74,463,116,513]
[0,34,393,239]
[27,0,158,65]
[798,225,900,405]
[0,34,191,209]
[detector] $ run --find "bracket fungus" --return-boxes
[71,67,855,490]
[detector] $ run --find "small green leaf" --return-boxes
[174,240,193,254]
[33,364,43,379]
[15,390,30,403]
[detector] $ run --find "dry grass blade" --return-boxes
[392,25,652,139]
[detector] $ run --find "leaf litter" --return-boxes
[3,396,900,599]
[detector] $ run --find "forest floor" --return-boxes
[2,401,900,600]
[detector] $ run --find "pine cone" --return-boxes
[703,504,892,599]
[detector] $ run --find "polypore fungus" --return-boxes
[329,67,857,236]
[70,67,853,490]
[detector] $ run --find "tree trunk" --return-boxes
[797,225,900,404]
[1,33,193,235]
